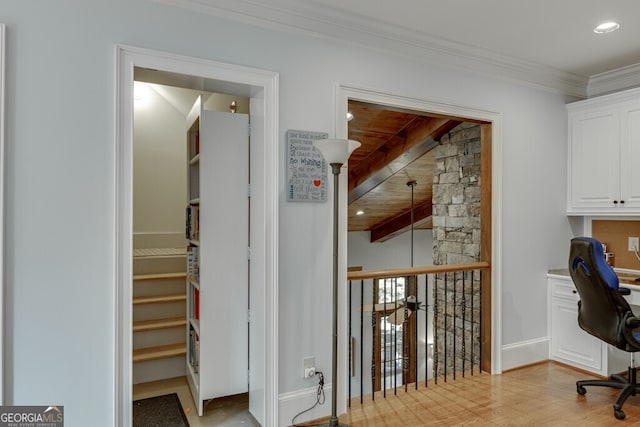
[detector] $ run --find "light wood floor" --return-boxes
[298,362,640,426]
[135,362,640,426]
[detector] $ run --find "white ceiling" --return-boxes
[296,0,640,77]
[159,0,640,95]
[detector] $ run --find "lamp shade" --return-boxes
[313,138,361,164]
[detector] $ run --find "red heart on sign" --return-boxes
[313,180,321,187]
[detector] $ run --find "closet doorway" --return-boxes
[132,82,251,417]
[116,46,279,427]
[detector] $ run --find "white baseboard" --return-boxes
[133,231,185,249]
[501,337,549,371]
[279,384,332,427]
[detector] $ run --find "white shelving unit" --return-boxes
[185,95,250,416]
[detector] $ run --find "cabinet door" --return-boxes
[550,296,604,374]
[569,109,620,210]
[619,104,640,208]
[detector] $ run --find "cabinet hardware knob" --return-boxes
[621,200,625,204]
[614,200,619,204]
[572,290,577,294]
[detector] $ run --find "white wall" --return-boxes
[133,82,187,244]
[3,1,573,425]
[131,85,248,249]
[348,230,433,270]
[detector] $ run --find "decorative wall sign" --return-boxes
[286,129,328,202]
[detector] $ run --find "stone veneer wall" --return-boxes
[431,122,482,377]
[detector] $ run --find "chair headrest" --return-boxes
[570,237,618,290]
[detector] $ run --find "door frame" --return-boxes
[115,45,279,426]
[0,23,5,404]
[335,84,503,415]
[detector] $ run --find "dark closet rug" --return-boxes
[133,393,190,427]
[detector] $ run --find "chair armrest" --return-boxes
[619,287,631,296]
[626,316,640,329]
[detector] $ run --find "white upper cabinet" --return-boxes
[567,87,640,215]
[620,105,640,208]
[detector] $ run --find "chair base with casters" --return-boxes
[576,355,639,420]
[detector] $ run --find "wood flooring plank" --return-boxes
[298,362,640,426]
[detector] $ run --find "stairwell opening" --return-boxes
[342,86,498,410]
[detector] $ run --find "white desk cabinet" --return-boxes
[547,273,628,376]
[567,87,640,215]
[548,275,605,374]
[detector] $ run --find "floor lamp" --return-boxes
[313,138,361,427]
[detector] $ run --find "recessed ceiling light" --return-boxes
[347,111,354,121]
[355,209,365,216]
[594,22,620,34]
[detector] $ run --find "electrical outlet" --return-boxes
[303,356,315,379]
[629,237,639,252]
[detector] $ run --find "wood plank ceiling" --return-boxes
[346,100,463,242]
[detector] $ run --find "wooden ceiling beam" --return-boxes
[370,200,433,242]
[349,100,488,124]
[348,118,460,204]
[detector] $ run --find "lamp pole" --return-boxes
[328,162,343,427]
[312,138,360,427]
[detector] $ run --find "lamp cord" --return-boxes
[291,371,326,427]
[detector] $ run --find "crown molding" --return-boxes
[587,62,640,98]
[155,0,588,97]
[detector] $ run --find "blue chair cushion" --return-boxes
[573,236,619,290]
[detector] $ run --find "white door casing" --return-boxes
[0,23,6,405]
[115,45,279,426]
[334,84,503,417]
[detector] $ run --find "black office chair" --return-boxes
[569,236,640,420]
